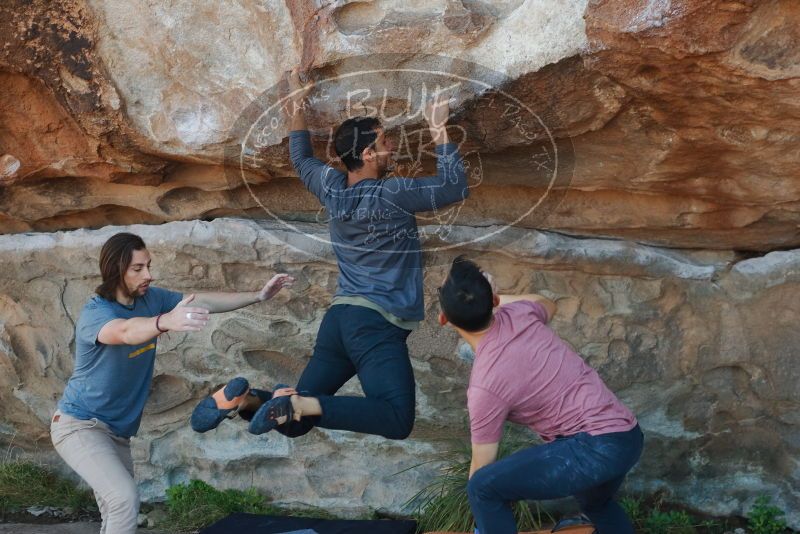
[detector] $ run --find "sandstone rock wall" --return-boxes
[1,1,798,249]
[0,219,798,525]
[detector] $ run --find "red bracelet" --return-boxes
[155,313,168,333]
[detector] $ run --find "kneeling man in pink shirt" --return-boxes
[437,256,643,534]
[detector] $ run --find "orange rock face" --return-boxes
[578,0,800,249]
[0,0,798,247]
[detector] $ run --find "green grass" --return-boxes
[163,479,336,532]
[747,496,788,534]
[621,496,728,534]
[403,426,551,533]
[2,450,793,534]
[0,460,95,515]
[0,456,334,531]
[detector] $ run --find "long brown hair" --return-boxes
[95,233,147,301]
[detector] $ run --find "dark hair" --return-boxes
[438,256,494,332]
[95,233,147,301]
[333,117,381,171]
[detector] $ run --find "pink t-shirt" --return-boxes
[468,300,637,444]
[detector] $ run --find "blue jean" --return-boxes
[278,304,415,439]
[468,425,644,534]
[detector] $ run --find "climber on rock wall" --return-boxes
[192,67,470,441]
[437,256,643,534]
[50,232,293,534]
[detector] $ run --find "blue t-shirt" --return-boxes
[58,286,183,438]
[289,130,469,321]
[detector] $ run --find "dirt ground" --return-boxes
[0,523,166,534]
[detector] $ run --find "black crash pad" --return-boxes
[200,513,417,534]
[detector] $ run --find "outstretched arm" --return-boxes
[286,69,333,203]
[483,271,557,323]
[497,294,556,322]
[288,68,310,132]
[95,275,294,346]
[192,273,295,313]
[97,294,210,346]
[381,93,470,212]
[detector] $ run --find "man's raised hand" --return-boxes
[288,68,313,109]
[259,273,296,302]
[161,294,210,332]
[286,68,312,130]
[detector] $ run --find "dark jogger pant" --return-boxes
[277,304,415,440]
[468,425,644,534]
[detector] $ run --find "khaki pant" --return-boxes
[50,410,139,534]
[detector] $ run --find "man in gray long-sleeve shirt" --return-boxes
[248,69,469,439]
